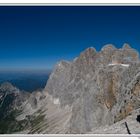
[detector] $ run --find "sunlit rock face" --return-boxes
[45,43,140,133]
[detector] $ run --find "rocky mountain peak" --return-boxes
[74,47,97,71]
[121,43,139,62]
[122,43,132,50]
[101,44,116,52]
[78,47,97,59]
[0,82,19,94]
[81,47,96,54]
[0,82,13,88]
[57,60,71,69]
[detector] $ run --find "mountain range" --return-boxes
[0,43,140,134]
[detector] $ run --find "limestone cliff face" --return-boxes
[45,43,140,133]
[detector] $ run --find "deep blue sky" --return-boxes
[0,6,140,71]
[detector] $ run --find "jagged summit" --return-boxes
[101,44,117,51]
[122,43,132,49]
[0,82,13,88]
[54,44,139,69]
[80,47,97,55]
[57,60,71,67]
[0,82,18,93]
[76,47,97,63]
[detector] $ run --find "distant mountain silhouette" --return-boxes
[0,71,51,92]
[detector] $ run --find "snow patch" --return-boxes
[108,63,117,66]
[121,64,129,67]
[58,62,64,69]
[53,98,60,105]
[108,63,129,67]
[49,95,60,105]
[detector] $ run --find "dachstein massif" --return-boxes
[0,43,140,134]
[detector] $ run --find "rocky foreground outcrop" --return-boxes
[0,43,140,134]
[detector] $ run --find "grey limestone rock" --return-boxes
[45,43,140,133]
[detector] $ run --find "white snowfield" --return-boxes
[108,63,129,67]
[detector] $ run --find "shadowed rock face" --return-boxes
[0,82,72,134]
[0,82,31,134]
[45,43,140,133]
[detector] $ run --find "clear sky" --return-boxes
[0,6,140,71]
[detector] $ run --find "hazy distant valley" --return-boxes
[0,71,51,92]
